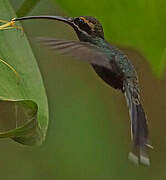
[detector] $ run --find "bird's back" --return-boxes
[92,39,139,91]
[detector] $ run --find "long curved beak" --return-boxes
[12,16,73,25]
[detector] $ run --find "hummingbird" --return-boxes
[13,15,152,165]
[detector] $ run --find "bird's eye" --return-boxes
[74,18,84,26]
[74,18,91,34]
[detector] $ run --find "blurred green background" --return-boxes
[0,0,166,179]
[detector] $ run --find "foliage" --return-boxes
[0,0,48,145]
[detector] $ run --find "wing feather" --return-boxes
[38,38,112,70]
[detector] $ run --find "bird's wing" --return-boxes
[38,38,112,70]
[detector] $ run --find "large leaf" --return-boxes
[16,0,41,17]
[51,0,166,77]
[0,0,48,145]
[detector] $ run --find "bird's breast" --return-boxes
[92,64,124,91]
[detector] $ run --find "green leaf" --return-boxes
[51,0,166,77]
[0,0,48,145]
[16,0,41,17]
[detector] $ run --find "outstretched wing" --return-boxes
[38,38,112,70]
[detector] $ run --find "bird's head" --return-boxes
[71,16,104,40]
[13,15,104,42]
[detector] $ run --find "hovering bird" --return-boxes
[13,15,152,165]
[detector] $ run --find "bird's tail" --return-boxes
[123,79,152,166]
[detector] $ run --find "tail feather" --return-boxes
[124,80,151,166]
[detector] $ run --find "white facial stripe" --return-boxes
[74,23,91,36]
